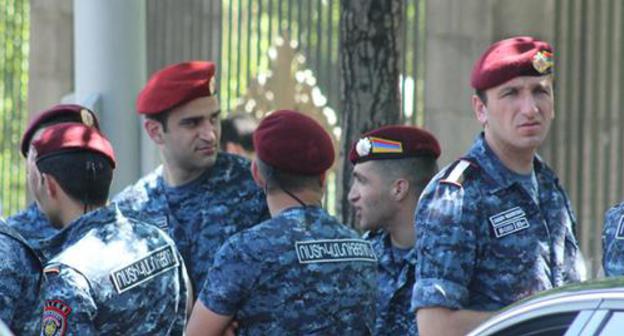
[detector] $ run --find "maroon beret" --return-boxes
[349,125,441,164]
[254,110,334,175]
[32,123,116,168]
[471,36,554,91]
[137,61,217,115]
[21,104,100,157]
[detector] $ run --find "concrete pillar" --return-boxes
[424,0,555,165]
[74,0,146,193]
[28,0,73,116]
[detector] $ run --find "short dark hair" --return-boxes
[146,109,171,132]
[221,113,258,151]
[256,158,323,193]
[475,89,488,105]
[371,156,438,196]
[37,152,113,206]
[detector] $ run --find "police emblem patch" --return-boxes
[42,299,71,336]
[489,207,530,238]
[616,216,624,240]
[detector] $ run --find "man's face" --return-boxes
[475,75,554,153]
[348,161,396,231]
[158,96,222,174]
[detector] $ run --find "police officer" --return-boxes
[0,218,41,334]
[348,126,440,336]
[30,123,188,334]
[6,104,100,249]
[113,61,269,296]
[603,201,624,275]
[186,110,377,335]
[411,36,584,336]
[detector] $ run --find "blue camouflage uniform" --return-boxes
[113,153,269,295]
[602,204,624,276]
[6,202,57,249]
[411,134,584,312]
[365,230,417,335]
[37,205,188,335]
[0,219,41,335]
[199,206,378,335]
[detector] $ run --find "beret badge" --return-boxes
[80,109,94,127]
[355,137,372,157]
[209,76,216,96]
[532,50,554,74]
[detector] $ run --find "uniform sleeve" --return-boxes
[198,235,263,316]
[40,267,97,336]
[0,239,24,324]
[411,181,479,311]
[603,207,624,277]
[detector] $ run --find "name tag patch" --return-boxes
[616,216,624,239]
[110,244,179,294]
[489,207,530,239]
[295,239,377,264]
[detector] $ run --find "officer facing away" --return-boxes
[187,110,377,335]
[29,123,188,335]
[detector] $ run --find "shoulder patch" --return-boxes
[109,244,179,294]
[43,299,71,336]
[295,239,377,264]
[440,159,475,187]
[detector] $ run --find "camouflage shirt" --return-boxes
[0,219,41,335]
[602,204,624,276]
[6,203,58,250]
[199,206,378,335]
[365,230,417,335]
[113,153,269,295]
[37,205,188,335]
[411,134,584,312]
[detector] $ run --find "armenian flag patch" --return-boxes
[369,137,403,154]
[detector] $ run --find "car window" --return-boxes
[598,311,624,336]
[491,312,579,336]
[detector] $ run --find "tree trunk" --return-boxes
[338,0,403,225]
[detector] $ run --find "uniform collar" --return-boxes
[466,133,555,192]
[38,204,120,262]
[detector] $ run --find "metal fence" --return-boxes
[544,0,624,276]
[147,0,426,125]
[0,0,28,216]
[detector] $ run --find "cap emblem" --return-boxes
[355,137,372,157]
[532,50,554,74]
[80,109,94,127]
[209,76,217,95]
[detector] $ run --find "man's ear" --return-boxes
[472,94,488,126]
[42,173,59,200]
[144,119,165,145]
[251,160,265,188]
[391,178,410,202]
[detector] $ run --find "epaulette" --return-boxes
[439,159,478,187]
[44,263,62,275]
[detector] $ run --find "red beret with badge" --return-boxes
[21,104,99,158]
[32,122,116,168]
[254,110,334,175]
[349,125,441,164]
[136,61,217,115]
[471,36,554,91]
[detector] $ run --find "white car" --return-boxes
[468,278,624,336]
